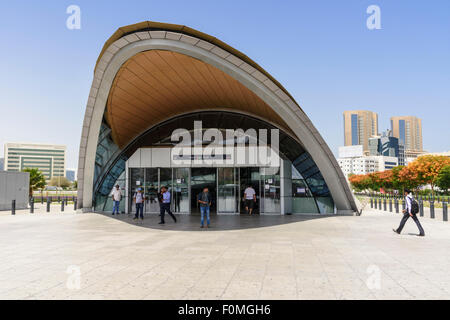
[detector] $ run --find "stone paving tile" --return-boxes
[0,210,450,299]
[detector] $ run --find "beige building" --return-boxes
[343,110,378,154]
[390,116,423,152]
[4,143,66,181]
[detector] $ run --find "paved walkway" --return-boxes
[0,209,449,300]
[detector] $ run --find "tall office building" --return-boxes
[4,143,66,181]
[343,110,378,154]
[390,116,423,152]
[0,158,4,171]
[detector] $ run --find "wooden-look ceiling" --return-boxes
[106,50,291,148]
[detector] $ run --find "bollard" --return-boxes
[374,198,378,209]
[46,198,50,212]
[402,199,405,211]
[395,199,399,213]
[430,201,435,219]
[379,198,382,210]
[419,199,424,217]
[383,198,387,211]
[443,202,448,222]
[61,200,64,212]
[41,196,43,204]
[12,200,16,215]
[370,197,373,208]
[30,198,34,214]
[389,199,392,212]
[74,198,77,211]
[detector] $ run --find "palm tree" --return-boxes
[22,168,46,197]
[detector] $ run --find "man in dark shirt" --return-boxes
[198,187,212,228]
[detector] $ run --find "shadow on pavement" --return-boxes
[96,212,336,231]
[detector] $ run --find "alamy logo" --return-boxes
[66,5,81,30]
[366,5,381,30]
[171,121,280,167]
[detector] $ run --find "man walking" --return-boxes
[393,189,425,236]
[133,188,145,220]
[111,184,122,215]
[159,186,177,225]
[198,187,212,228]
[243,185,256,215]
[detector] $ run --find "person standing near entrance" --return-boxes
[198,187,212,228]
[244,185,256,215]
[393,189,425,236]
[159,186,177,224]
[111,184,122,215]
[133,188,145,220]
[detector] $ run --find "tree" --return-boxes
[410,155,450,196]
[22,168,46,197]
[72,180,78,189]
[436,165,450,192]
[49,176,71,189]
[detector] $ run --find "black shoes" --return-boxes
[417,234,425,237]
[392,228,400,234]
[158,221,165,225]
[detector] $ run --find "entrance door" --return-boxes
[239,167,260,214]
[191,168,216,214]
[217,167,238,213]
[144,168,159,213]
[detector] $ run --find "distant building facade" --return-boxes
[390,116,423,152]
[0,158,3,171]
[368,130,405,166]
[343,110,378,155]
[338,155,398,177]
[4,143,66,181]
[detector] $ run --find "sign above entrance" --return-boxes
[171,121,280,167]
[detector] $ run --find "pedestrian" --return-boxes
[393,189,425,236]
[243,185,256,215]
[111,184,122,215]
[198,187,212,228]
[133,188,145,220]
[159,186,177,224]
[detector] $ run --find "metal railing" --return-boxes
[363,193,448,222]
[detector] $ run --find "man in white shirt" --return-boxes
[244,185,256,215]
[393,189,425,236]
[111,185,122,215]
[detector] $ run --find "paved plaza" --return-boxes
[1,206,450,300]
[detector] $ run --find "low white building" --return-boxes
[338,145,398,178]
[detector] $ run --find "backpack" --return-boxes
[411,198,419,214]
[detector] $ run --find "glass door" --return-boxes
[260,167,281,214]
[173,168,190,213]
[217,168,237,213]
[129,168,144,214]
[144,168,159,213]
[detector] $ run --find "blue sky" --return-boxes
[0,0,449,169]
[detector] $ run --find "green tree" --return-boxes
[72,180,78,189]
[22,168,46,197]
[436,165,450,192]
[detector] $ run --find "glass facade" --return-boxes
[92,112,334,214]
[351,114,358,145]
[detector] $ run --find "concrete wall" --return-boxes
[0,171,29,210]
